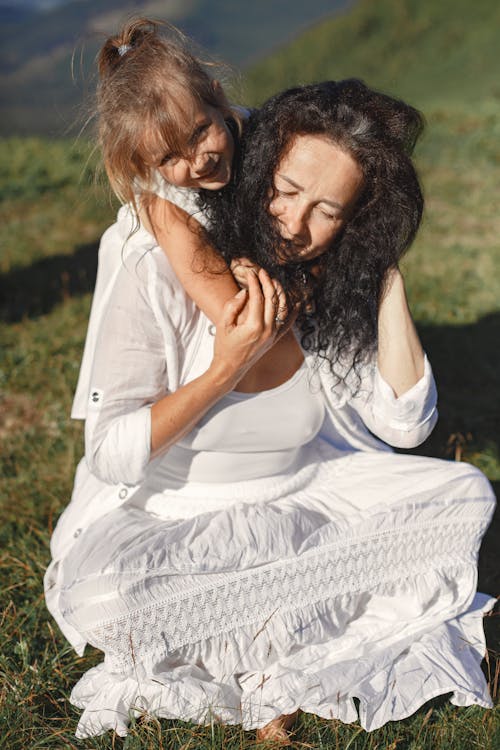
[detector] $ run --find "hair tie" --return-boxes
[117,44,131,57]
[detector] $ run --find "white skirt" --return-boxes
[57,440,496,738]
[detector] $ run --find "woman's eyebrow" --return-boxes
[276,173,343,210]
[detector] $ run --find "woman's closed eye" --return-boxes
[275,190,339,221]
[317,206,339,221]
[275,188,297,198]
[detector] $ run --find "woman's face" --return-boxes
[269,134,364,263]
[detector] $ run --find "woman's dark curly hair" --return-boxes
[199,79,424,387]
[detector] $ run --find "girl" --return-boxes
[88,16,244,328]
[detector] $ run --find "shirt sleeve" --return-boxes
[84,257,169,486]
[350,354,438,448]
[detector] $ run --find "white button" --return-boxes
[119,488,128,499]
[208,324,216,336]
[73,528,82,538]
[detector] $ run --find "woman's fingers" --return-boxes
[272,279,288,328]
[245,268,266,330]
[257,269,279,329]
[222,288,248,327]
[222,269,289,350]
[245,268,288,334]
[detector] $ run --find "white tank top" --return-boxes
[151,361,325,484]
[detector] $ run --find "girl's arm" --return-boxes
[144,194,240,324]
[376,267,425,397]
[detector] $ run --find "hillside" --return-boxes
[245,0,500,114]
[0,0,350,136]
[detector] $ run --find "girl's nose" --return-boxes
[192,152,208,174]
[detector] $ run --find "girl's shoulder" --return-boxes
[143,175,209,227]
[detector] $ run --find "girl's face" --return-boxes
[147,99,234,190]
[269,134,364,263]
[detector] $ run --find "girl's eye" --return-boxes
[160,154,178,167]
[190,122,210,145]
[275,188,295,198]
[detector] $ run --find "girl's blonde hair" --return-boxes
[96,17,237,211]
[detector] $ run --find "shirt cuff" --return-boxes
[87,405,152,486]
[371,355,437,432]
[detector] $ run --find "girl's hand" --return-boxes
[230,257,261,289]
[212,268,288,383]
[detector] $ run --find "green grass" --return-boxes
[244,0,500,114]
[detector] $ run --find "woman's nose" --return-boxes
[283,204,307,239]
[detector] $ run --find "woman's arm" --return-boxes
[376,267,425,397]
[348,267,436,449]
[151,270,282,453]
[145,194,240,324]
[85,260,283,485]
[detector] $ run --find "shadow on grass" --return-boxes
[0,241,99,322]
[415,313,500,461]
[409,315,500,596]
[478,480,499,595]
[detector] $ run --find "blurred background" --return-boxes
[0,1,499,747]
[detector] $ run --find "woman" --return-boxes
[45,80,495,741]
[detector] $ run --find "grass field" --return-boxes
[1,8,500,744]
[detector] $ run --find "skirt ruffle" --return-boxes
[70,593,495,738]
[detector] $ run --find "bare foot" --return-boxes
[255,711,298,745]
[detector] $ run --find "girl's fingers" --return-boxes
[230,258,261,289]
[232,256,260,270]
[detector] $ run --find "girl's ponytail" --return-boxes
[97,18,162,79]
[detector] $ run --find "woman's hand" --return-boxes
[211,268,287,385]
[231,257,288,326]
[150,268,287,457]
